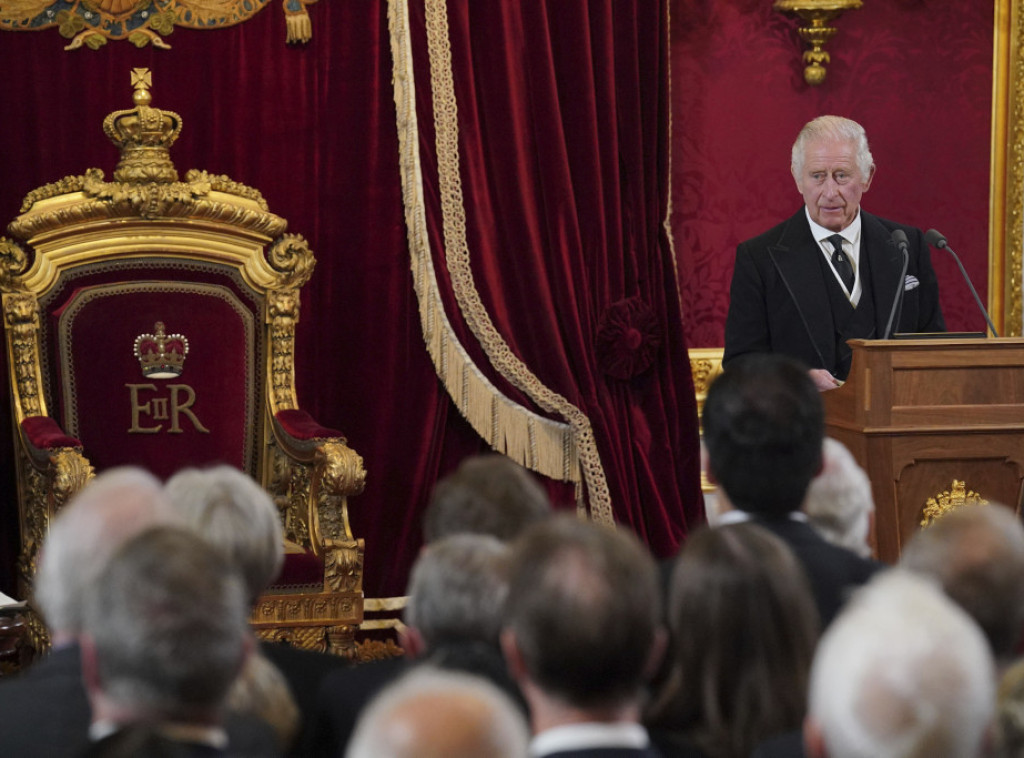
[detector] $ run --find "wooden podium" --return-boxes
[823,338,1024,564]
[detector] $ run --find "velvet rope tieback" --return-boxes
[595,297,662,380]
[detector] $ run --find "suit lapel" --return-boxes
[768,210,835,370]
[861,210,902,337]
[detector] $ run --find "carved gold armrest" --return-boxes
[268,413,366,559]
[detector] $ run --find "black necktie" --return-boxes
[828,234,855,292]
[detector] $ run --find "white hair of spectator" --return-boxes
[34,466,177,636]
[346,667,528,758]
[164,465,284,601]
[404,533,510,648]
[803,438,874,558]
[809,569,995,758]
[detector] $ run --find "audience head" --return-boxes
[803,438,874,558]
[901,504,1024,662]
[703,353,824,516]
[424,454,551,543]
[806,569,995,758]
[647,523,819,758]
[81,525,251,726]
[502,515,662,712]
[164,465,284,602]
[404,533,510,653]
[34,466,178,640]
[346,667,529,758]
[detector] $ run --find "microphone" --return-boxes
[883,229,910,339]
[924,229,999,337]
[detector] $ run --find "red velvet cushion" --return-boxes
[21,416,82,450]
[269,549,325,591]
[275,408,343,440]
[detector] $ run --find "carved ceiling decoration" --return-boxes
[0,0,318,49]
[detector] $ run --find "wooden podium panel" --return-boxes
[823,338,1024,564]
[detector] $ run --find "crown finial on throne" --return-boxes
[102,68,183,185]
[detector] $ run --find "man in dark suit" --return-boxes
[305,533,520,757]
[724,115,944,391]
[702,353,880,628]
[501,516,666,758]
[80,526,255,756]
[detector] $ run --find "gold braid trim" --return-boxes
[389,0,614,520]
[663,0,684,320]
[419,0,612,522]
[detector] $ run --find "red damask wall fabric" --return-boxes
[671,0,996,347]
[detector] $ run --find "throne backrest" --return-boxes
[40,259,265,480]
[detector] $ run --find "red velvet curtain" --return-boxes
[406,0,703,555]
[0,0,703,598]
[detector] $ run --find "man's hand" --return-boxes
[809,368,842,392]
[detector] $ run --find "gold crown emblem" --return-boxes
[134,321,189,379]
[102,68,183,184]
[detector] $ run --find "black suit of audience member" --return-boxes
[753,516,880,627]
[304,639,522,756]
[750,730,806,758]
[539,749,664,758]
[80,725,228,758]
[0,643,278,758]
[257,638,349,754]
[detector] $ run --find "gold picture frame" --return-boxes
[993,0,1023,336]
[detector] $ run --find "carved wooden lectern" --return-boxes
[823,337,1024,563]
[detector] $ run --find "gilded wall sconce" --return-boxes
[774,0,864,85]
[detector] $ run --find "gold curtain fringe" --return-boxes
[416,0,614,523]
[389,0,619,521]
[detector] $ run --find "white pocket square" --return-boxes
[904,275,920,291]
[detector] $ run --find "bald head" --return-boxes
[901,504,1024,660]
[346,668,528,758]
[34,467,178,639]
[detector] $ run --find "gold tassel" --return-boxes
[283,0,314,44]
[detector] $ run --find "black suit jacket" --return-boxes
[724,209,945,375]
[754,517,883,628]
[0,643,279,758]
[257,640,350,757]
[539,748,664,758]
[750,729,806,758]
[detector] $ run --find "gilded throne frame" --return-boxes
[0,69,366,657]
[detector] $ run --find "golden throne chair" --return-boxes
[0,69,366,658]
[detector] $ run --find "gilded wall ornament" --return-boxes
[0,0,318,49]
[774,0,864,85]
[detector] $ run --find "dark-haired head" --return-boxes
[702,353,823,516]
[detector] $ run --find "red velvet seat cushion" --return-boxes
[21,416,82,450]
[275,408,344,440]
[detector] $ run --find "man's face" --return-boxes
[794,138,874,232]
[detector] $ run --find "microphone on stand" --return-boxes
[883,229,910,339]
[924,229,1000,337]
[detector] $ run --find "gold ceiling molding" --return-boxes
[387,0,617,524]
[0,0,318,49]
[774,0,863,85]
